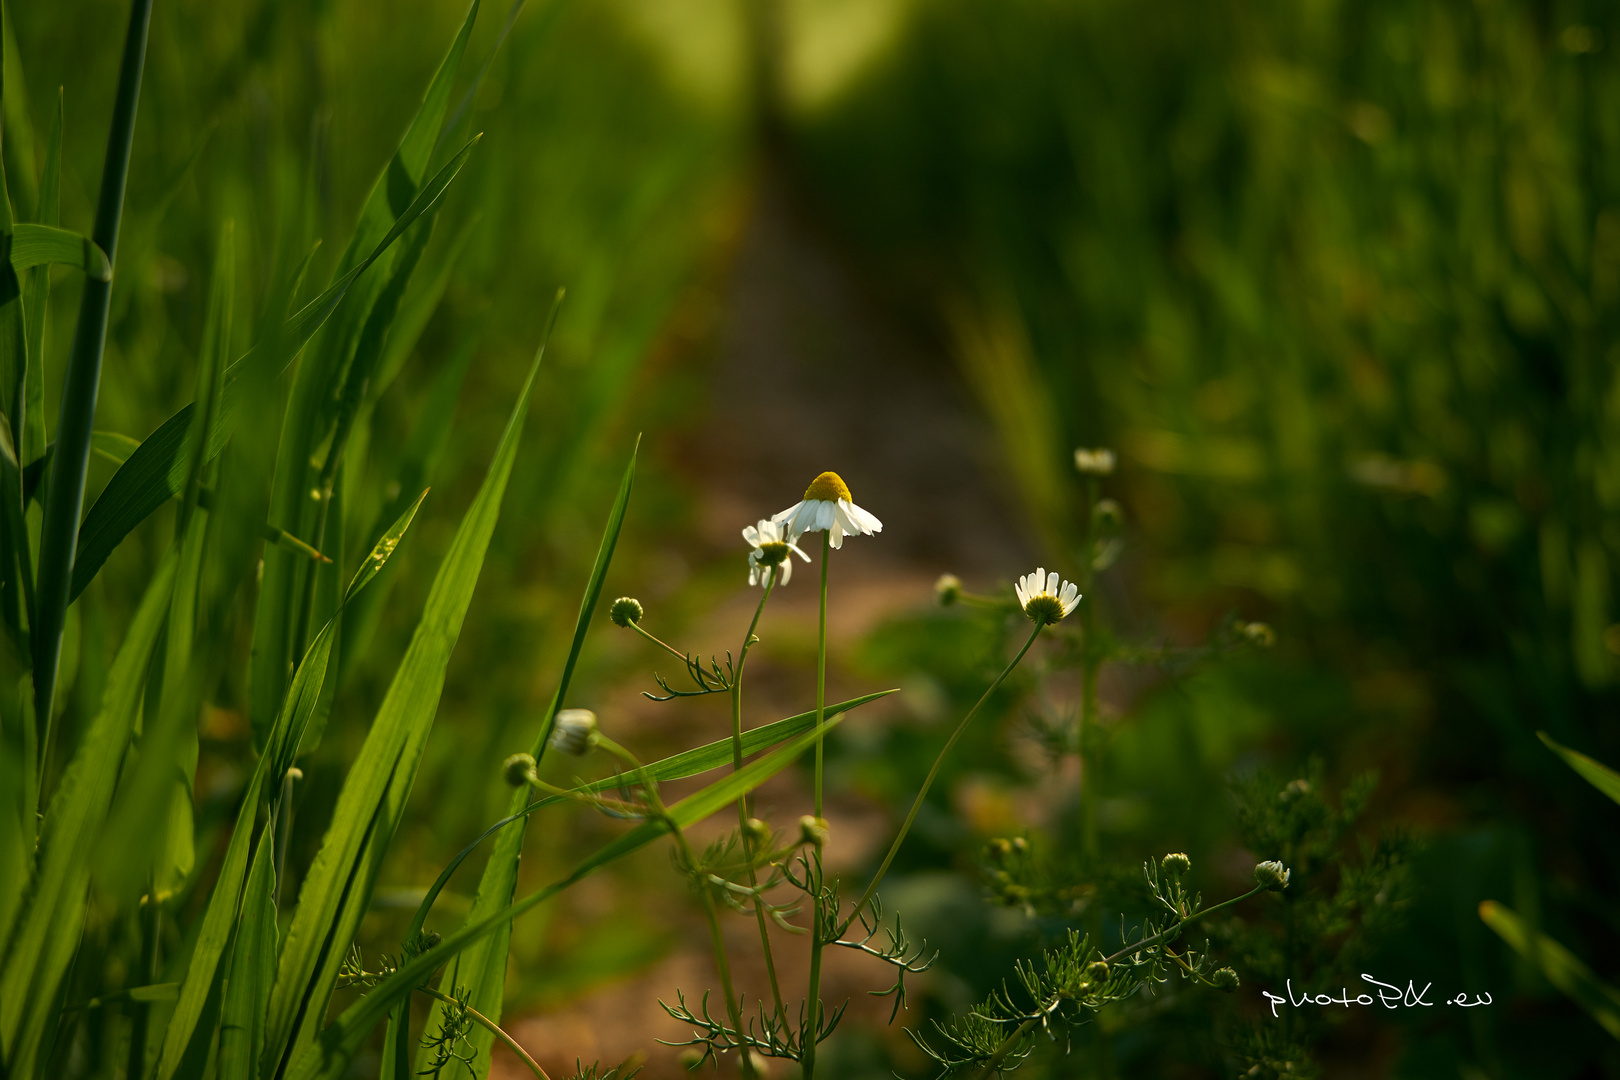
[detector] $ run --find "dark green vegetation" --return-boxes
[0,0,1617,1078]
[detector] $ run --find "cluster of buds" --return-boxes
[1073,447,1117,476]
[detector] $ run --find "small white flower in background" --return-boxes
[1014,567,1080,624]
[549,708,598,756]
[1254,859,1291,890]
[1073,447,1117,476]
[773,471,882,550]
[743,518,809,586]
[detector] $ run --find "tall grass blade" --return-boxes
[1538,731,1620,808]
[32,0,153,733]
[21,88,61,468]
[68,137,479,604]
[263,308,548,1075]
[415,392,628,1077]
[6,224,111,279]
[0,552,175,1076]
[216,827,279,1080]
[248,0,482,749]
[293,716,845,1080]
[1479,900,1620,1039]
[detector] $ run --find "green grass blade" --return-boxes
[0,552,175,1077]
[1480,900,1620,1039]
[216,825,279,1080]
[1539,731,1620,808]
[262,310,549,1075]
[291,716,844,1080]
[31,0,153,731]
[416,314,623,1077]
[21,87,60,468]
[7,224,111,280]
[68,137,480,606]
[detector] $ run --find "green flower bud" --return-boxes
[986,838,1013,862]
[1093,498,1124,531]
[1162,852,1192,876]
[797,815,830,848]
[502,752,537,787]
[609,596,643,628]
[1086,960,1110,983]
[743,817,772,848]
[1279,778,1311,802]
[935,573,963,606]
[1211,966,1240,991]
[677,1048,705,1070]
[1254,860,1291,890]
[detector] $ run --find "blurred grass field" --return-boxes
[4,0,1620,1077]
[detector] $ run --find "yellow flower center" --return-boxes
[803,471,852,502]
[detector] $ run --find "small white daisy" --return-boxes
[549,708,599,756]
[743,518,810,586]
[1014,567,1080,624]
[773,471,883,550]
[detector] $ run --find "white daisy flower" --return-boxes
[549,708,599,756]
[743,518,810,586]
[772,471,883,550]
[1013,567,1080,624]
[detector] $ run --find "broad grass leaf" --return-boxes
[6,224,110,279]
[21,88,61,467]
[0,553,176,1077]
[216,826,279,1080]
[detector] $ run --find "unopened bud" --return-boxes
[677,1048,705,1070]
[797,815,829,848]
[1162,852,1191,876]
[935,573,963,606]
[986,838,1013,862]
[1086,960,1110,983]
[1211,966,1240,991]
[1073,447,1117,476]
[549,709,599,756]
[1254,860,1291,890]
[1243,621,1276,647]
[1280,778,1311,802]
[1093,498,1124,531]
[609,596,643,628]
[743,817,772,848]
[502,752,538,787]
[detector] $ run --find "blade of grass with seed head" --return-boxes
[409,394,629,1077]
[261,308,549,1076]
[67,136,480,604]
[32,0,153,734]
[0,552,175,1077]
[292,716,845,1080]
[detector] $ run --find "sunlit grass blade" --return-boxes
[0,552,175,1077]
[68,136,480,606]
[1538,731,1620,807]
[292,716,846,1080]
[262,304,549,1075]
[216,826,279,1080]
[413,297,616,1077]
[31,0,153,729]
[1479,900,1620,1039]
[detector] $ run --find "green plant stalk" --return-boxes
[415,986,550,1080]
[840,619,1045,937]
[804,533,831,1079]
[969,883,1271,1079]
[33,0,153,741]
[628,620,699,666]
[732,567,786,1022]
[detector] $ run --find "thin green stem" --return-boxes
[1078,474,1099,861]
[415,986,551,1080]
[629,620,697,667]
[732,568,786,1022]
[670,824,756,1080]
[804,533,831,1080]
[34,0,154,745]
[840,620,1045,937]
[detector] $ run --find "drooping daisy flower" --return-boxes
[743,518,810,586]
[773,471,883,550]
[1014,567,1080,624]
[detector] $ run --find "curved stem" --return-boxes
[733,569,787,1022]
[629,621,699,666]
[416,986,551,1080]
[840,620,1045,937]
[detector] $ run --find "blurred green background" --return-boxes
[9,0,1620,1075]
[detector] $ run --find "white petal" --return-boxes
[789,540,811,561]
[1046,571,1059,594]
[843,500,883,534]
[779,559,793,585]
[749,565,760,586]
[743,523,761,546]
[773,501,805,526]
